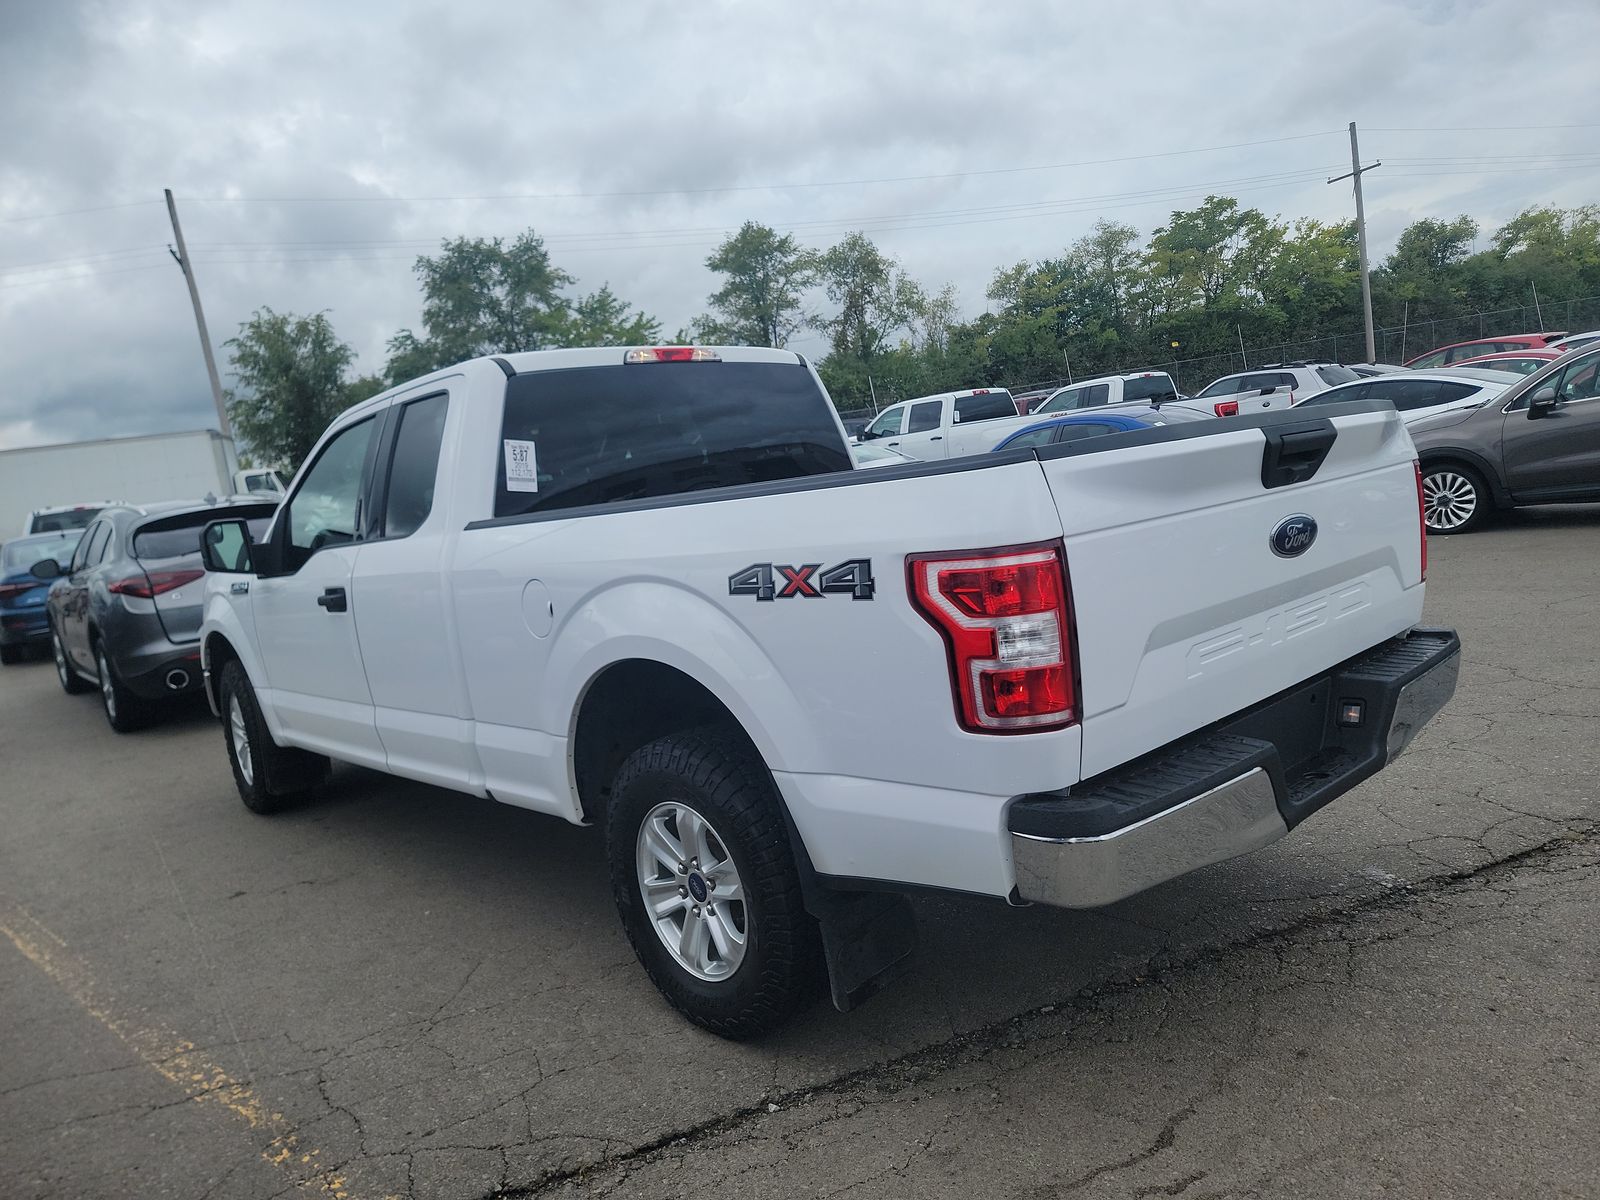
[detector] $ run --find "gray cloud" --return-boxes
[3,0,1598,449]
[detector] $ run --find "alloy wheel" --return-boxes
[97,647,116,722]
[229,695,254,788]
[635,800,749,982]
[1422,470,1478,532]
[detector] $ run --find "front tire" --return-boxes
[1420,463,1490,534]
[606,727,823,1039]
[218,659,330,813]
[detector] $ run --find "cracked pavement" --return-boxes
[2,505,1597,1198]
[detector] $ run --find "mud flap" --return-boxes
[808,886,918,1013]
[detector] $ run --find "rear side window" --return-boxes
[1446,343,1493,363]
[1120,375,1176,403]
[134,512,275,560]
[381,394,450,538]
[1296,382,1370,406]
[1316,365,1359,386]
[1080,383,1112,407]
[1368,379,1479,411]
[494,361,852,518]
[953,391,1017,423]
[1054,422,1119,442]
[1409,350,1448,369]
[83,522,113,567]
[906,400,942,433]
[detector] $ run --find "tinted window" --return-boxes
[381,394,449,538]
[1367,379,1479,411]
[1,534,80,572]
[953,391,1017,423]
[1038,387,1081,413]
[1555,357,1600,402]
[1001,427,1058,450]
[865,406,905,437]
[1054,422,1118,443]
[906,401,942,434]
[69,523,97,573]
[1080,383,1112,407]
[30,507,102,534]
[83,522,113,567]
[134,512,275,560]
[1409,350,1448,369]
[1316,365,1359,386]
[1295,382,1371,406]
[1446,342,1494,363]
[495,361,851,518]
[286,417,377,564]
[1121,375,1176,403]
[1197,375,1245,399]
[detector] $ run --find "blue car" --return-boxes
[991,403,1212,452]
[0,531,82,665]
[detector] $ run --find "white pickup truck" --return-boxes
[853,387,1037,461]
[196,345,1459,1038]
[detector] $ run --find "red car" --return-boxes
[1404,332,1567,369]
[1449,349,1564,375]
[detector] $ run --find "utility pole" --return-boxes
[1531,281,1545,330]
[165,188,232,438]
[1328,123,1381,364]
[1237,325,1248,370]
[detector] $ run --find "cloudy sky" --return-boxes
[3,0,1598,450]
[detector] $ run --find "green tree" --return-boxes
[699,221,819,346]
[225,308,363,470]
[814,232,925,361]
[385,232,575,380]
[561,283,661,346]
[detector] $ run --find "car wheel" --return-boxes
[1420,463,1490,534]
[52,625,91,693]
[218,659,329,814]
[0,643,21,666]
[606,726,823,1039]
[95,641,150,733]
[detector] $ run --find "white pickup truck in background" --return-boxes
[196,345,1459,1038]
[853,387,1038,460]
[1031,370,1183,414]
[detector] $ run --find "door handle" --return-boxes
[886,441,900,448]
[929,436,943,441]
[316,587,348,612]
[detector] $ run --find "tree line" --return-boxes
[226,199,1600,466]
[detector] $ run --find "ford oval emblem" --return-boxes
[1270,514,1317,558]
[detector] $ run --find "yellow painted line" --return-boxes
[0,905,390,1200]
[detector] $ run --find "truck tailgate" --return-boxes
[1037,405,1426,778]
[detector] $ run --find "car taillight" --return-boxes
[1214,400,1240,417]
[1414,460,1428,582]
[623,347,721,363]
[0,581,36,601]
[908,542,1078,733]
[109,568,204,598]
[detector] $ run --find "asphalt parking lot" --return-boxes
[3,508,1597,1200]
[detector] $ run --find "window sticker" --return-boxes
[503,439,538,492]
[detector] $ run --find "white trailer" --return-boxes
[0,429,283,534]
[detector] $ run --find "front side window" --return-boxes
[1196,375,1245,399]
[1555,357,1600,402]
[1037,387,1081,413]
[952,391,1017,423]
[285,417,377,566]
[381,394,450,538]
[906,401,942,434]
[494,361,851,518]
[865,406,906,438]
[1001,427,1058,450]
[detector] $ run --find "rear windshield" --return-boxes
[1316,365,1359,386]
[134,513,274,560]
[494,360,852,518]
[2,535,80,571]
[953,391,1017,423]
[1120,375,1177,403]
[29,507,101,534]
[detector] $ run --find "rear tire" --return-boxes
[606,726,823,1039]
[52,625,91,693]
[96,641,151,733]
[0,643,21,666]
[1420,462,1490,534]
[218,659,330,814]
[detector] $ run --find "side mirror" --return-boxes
[857,427,876,441]
[1527,384,1559,418]
[29,558,61,580]
[200,519,255,574]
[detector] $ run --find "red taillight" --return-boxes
[1414,460,1428,582]
[109,568,203,599]
[0,581,36,601]
[909,542,1078,733]
[623,347,721,363]
[1214,400,1240,417]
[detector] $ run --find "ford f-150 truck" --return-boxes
[196,345,1459,1038]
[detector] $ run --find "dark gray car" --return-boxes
[36,498,277,731]
[1409,343,1600,533]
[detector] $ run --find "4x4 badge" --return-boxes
[729,559,875,601]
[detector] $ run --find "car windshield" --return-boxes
[133,514,274,560]
[1,534,81,572]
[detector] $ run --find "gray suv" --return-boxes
[1410,343,1600,533]
[34,498,277,730]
